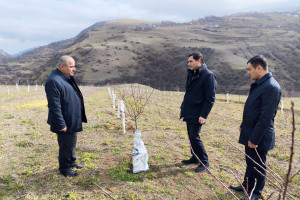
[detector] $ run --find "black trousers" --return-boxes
[186,122,208,165]
[57,132,77,172]
[242,146,267,195]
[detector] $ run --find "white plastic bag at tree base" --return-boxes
[132,129,149,173]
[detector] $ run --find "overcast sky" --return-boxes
[0,0,299,55]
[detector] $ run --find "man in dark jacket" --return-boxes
[180,52,217,172]
[45,55,87,177]
[229,55,281,200]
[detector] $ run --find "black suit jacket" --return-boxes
[239,73,281,151]
[45,69,87,134]
[180,64,217,124]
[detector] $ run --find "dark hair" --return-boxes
[189,52,203,62]
[247,55,268,70]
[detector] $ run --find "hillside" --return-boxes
[0,84,299,199]
[0,12,300,95]
[0,49,11,59]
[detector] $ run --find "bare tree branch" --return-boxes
[252,167,296,200]
[211,188,221,200]
[289,157,300,178]
[227,134,298,200]
[228,140,283,184]
[114,84,154,130]
[266,191,275,200]
[282,101,296,200]
[182,183,203,200]
[289,169,300,181]
[93,182,117,200]
[228,169,249,197]
[247,178,257,200]
[190,146,240,200]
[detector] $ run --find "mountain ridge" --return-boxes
[0,11,299,96]
[0,49,12,58]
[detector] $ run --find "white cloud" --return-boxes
[0,0,299,54]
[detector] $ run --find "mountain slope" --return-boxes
[0,12,299,95]
[0,49,12,59]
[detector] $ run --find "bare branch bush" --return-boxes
[229,101,298,200]
[189,145,240,200]
[187,101,299,200]
[113,84,154,130]
[251,101,298,200]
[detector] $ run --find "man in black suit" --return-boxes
[45,55,87,177]
[229,55,281,200]
[180,52,217,172]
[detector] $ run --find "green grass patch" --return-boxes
[109,160,142,182]
[15,139,34,147]
[16,99,47,110]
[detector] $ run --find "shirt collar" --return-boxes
[255,72,272,85]
[188,63,207,74]
[55,68,70,81]
[198,63,207,73]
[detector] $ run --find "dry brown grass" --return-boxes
[0,85,299,200]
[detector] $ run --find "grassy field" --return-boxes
[0,85,299,200]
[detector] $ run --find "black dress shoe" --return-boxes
[182,158,198,165]
[71,163,84,169]
[195,163,209,172]
[60,169,79,177]
[229,185,243,192]
[240,193,261,200]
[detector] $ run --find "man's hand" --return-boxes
[248,141,258,148]
[199,116,206,125]
[59,127,67,132]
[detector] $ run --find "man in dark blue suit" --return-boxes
[180,52,217,172]
[230,55,281,200]
[45,55,87,177]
